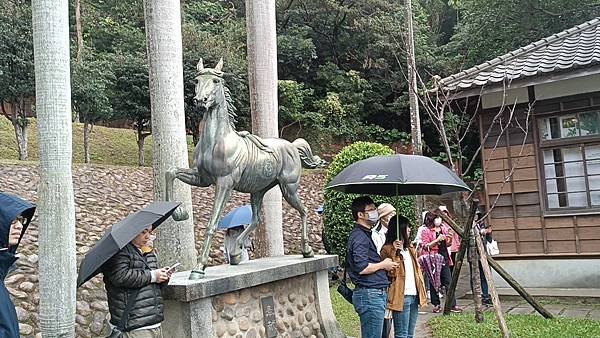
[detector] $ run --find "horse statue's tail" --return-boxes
[292,138,327,169]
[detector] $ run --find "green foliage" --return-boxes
[323,142,415,264]
[444,0,600,70]
[71,58,114,124]
[110,52,150,130]
[0,0,34,104]
[429,312,600,338]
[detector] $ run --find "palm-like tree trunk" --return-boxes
[32,0,76,336]
[144,0,197,269]
[246,0,284,258]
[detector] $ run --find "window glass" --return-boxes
[560,115,579,138]
[580,111,600,136]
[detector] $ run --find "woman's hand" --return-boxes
[393,240,403,250]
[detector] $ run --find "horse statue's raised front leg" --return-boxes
[165,167,207,221]
[190,176,234,280]
[281,182,314,258]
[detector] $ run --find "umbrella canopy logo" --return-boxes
[362,175,388,180]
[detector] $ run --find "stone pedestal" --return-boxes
[162,255,345,338]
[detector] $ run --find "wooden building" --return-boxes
[437,18,600,288]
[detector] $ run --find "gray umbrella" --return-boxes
[326,154,470,196]
[77,201,181,287]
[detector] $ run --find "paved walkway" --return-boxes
[413,267,600,338]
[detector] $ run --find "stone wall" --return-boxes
[212,274,323,338]
[0,162,327,337]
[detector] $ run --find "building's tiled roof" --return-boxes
[438,18,600,92]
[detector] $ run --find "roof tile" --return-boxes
[439,18,600,91]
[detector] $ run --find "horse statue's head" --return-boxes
[193,58,225,110]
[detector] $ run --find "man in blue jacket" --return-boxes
[346,196,397,338]
[0,192,35,338]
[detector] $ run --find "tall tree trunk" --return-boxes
[83,118,91,164]
[32,0,77,336]
[75,0,83,64]
[246,0,284,258]
[137,128,150,166]
[11,101,29,161]
[144,0,197,270]
[405,0,424,217]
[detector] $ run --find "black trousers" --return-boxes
[429,262,456,307]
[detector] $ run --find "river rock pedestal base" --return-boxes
[162,255,345,338]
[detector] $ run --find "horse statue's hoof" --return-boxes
[302,247,314,258]
[172,208,189,221]
[189,270,205,280]
[229,253,242,265]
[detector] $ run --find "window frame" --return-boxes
[537,109,600,214]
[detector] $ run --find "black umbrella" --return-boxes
[326,154,470,196]
[77,201,181,287]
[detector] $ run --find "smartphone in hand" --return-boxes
[167,262,180,273]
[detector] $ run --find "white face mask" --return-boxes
[434,217,443,226]
[367,210,379,224]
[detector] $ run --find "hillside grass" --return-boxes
[0,117,195,166]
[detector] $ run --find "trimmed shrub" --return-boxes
[323,141,415,265]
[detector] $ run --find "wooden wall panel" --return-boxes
[547,240,577,253]
[546,227,576,241]
[518,241,545,254]
[544,217,575,229]
[498,241,517,254]
[513,180,540,193]
[515,217,543,229]
[518,229,543,241]
[581,239,600,253]
[490,206,513,218]
[578,227,600,240]
[483,144,535,160]
[493,229,516,242]
[575,216,600,227]
[516,205,541,217]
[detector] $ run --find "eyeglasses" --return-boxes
[12,216,25,225]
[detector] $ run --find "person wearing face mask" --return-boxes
[0,192,36,338]
[346,196,399,338]
[102,226,173,337]
[372,203,396,254]
[420,210,462,313]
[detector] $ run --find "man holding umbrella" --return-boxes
[77,202,181,338]
[346,196,398,338]
[0,192,35,338]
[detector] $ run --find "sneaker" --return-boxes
[432,306,442,313]
[450,306,463,313]
[482,299,493,306]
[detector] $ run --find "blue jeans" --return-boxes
[352,287,388,338]
[392,295,419,338]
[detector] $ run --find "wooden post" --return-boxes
[475,232,510,337]
[441,212,554,319]
[443,199,478,315]
[469,228,485,323]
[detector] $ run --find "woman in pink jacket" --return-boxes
[420,210,462,313]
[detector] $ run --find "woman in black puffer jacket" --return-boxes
[102,227,172,337]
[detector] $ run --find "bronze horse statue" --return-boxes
[165,58,325,279]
